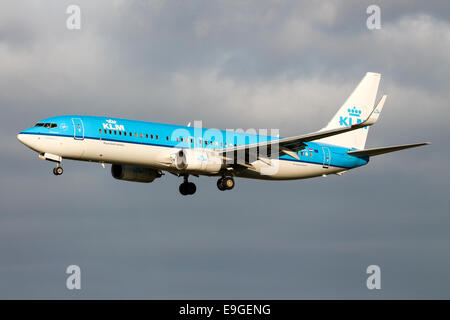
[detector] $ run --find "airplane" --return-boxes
[17,72,429,195]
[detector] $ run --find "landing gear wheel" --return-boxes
[53,167,63,176]
[187,182,196,195]
[179,182,196,196]
[223,177,234,190]
[217,178,226,191]
[179,183,188,195]
[217,177,234,191]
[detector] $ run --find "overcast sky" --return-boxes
[0,0,449,299]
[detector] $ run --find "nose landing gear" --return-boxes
[53,166,63,176]
[217,176,234,191]
[179,175,196,196]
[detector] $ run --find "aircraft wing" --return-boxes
[218,97,386,161]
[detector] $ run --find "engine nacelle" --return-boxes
[111,164,161,183]
[174,149,223,174]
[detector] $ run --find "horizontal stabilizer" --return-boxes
[348,142,430,157]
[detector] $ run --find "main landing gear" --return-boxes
[179,175,196,196]
[217,176,235,191]
[52,165,63,176]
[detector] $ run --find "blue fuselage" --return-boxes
[19,115,369,173]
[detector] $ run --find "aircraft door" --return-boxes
[72,118,84,140]
[322,147,331,169]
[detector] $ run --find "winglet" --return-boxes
[364,95,386,126]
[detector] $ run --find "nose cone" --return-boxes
[17,131,45,153]
[17,133,26,144]
[17,133,33,148]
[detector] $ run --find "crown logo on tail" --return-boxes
[348,106,362,117]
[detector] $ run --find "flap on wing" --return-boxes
[347,142,430,157]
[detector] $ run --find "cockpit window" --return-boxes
[35,123,57,128]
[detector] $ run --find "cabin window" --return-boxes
[129,132,132,136]
[156,135,159,140]
[181,137,184,142]
[99,129,102,133]
[176,137,179,142]
[114,131,117,135]
[119,131,122,135]
[140,133,143,138]
[151,134,154,139]
[166,136,169,141]
[124,132,127,136]
[135,133,138,137]
[109,130,112,134]
[190,138,193,143]
[146,134,149,138]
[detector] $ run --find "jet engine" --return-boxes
[173,149,223,174]
[111,164,161,183]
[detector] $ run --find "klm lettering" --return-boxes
[339,106,367,129]
[339,116,367,129]
[103,123,125,131]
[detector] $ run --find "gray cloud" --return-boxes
[0,0,449,298]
